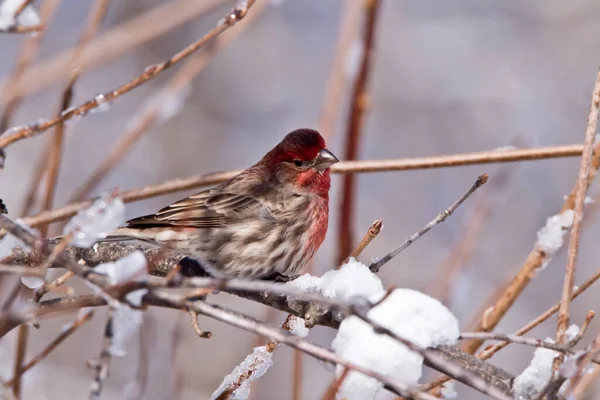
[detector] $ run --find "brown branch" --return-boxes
[322,367,350,400]
[1,24,43,34]
[337,0,381,264]
[11,324,28,398]
[2,240,517,397]
[6,145,581,235]
[170,298,440,400]
[556,70,600,352]
[40,0,110,234]
[421,267,600,393]
[3,309,94,387]
[370,174,488,272]
[459,332,589,359]
[464,142,600,355]
[0,0,61,137]
[317,0,362,140]
[0,0,257,151]
[0,0,229,108]
[426,167,514,303]
[340,219,382,267]
[67,0,267,204]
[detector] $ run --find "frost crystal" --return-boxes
[211,346,274,400]
[535,210,574,268]
[513,338,559,399]
[94,251,147,285]
[93,93,112,113]
[0,0,40,30]
[63,194,125,248]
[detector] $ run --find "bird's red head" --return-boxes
[261,129,339,197]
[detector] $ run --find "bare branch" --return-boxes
[370,174,488,272]
[0,0,258,151]
[556,69,600,356]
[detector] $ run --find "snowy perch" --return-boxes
[3,237,515,397]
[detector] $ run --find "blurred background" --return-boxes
[1,0,600,398]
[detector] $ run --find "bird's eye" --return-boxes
[293,159,303,167]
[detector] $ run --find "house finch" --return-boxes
[108,129,338,279]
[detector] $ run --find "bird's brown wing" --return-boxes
[125,186,270,229]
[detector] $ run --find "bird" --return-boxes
[107,129,338,280]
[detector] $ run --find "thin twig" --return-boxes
[175,298,440,400]
[337,0,382,264]
[0,0,61,134]
[317,0,362,140]
[570,311,596,347]
[556,70,600,357]
[3,310,94,387]
[67,1,266,204]
[1,24,43,34]
[33,270,74,302]
[464,142,600,355]
[11,324,28,398]
[370,174,488,272]
[187,310,211,339]
[40,0,110,236]
[0,0,229,108]
[322,367,350,400]
[426,167,514,303]
[340,219,382,267]
[459,332,581,358]
[568,334,600,396]
[421,267,600,393]
[0,0,257,150]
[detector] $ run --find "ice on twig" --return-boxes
[64,194,125,248]
[535,209,574,269]
[513,338,559,399]
[0,0,40,30]
[211,346,274,400]
[563,194,595,205]
[92,93,112,113]
[290,259,459,400]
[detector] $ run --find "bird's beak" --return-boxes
[314,148,339,171]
